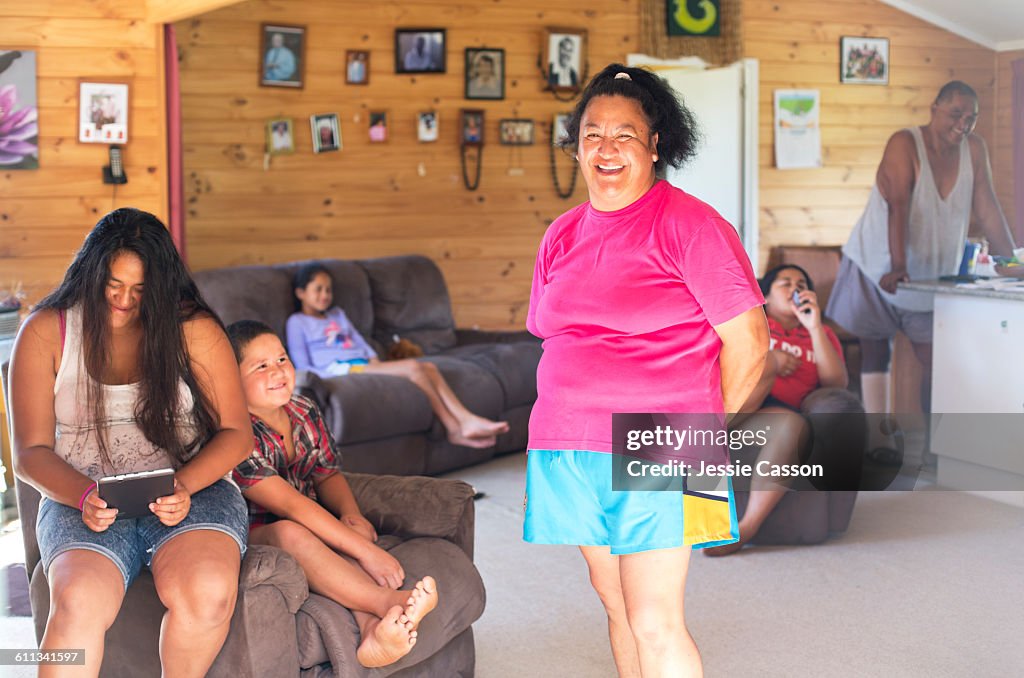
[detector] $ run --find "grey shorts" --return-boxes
[37,478,248,590]
[825,256,933,344]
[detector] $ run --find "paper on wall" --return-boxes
[774,89,821,170]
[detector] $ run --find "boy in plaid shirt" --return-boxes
[227,320,438,669]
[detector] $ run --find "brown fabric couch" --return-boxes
[193,255,541,477]
[3,363,485,677]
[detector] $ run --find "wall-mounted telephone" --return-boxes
[103,145,128,185]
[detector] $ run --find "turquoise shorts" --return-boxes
[523,449,739,555]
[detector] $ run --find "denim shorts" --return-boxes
[523,449,739,555]
[37,478,249,589]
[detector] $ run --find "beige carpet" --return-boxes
[447,453,1024,678]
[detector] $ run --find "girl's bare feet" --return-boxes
[404,576,439,629]
[356,606,417,668]
[448,416,509,448]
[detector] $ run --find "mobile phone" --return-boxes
[792,290,810,313]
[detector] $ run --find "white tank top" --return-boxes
[842,126,974,311]
[53,306,198,479]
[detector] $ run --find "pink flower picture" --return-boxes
[0,50,39,169]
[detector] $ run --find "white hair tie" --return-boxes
[614,72,631,80]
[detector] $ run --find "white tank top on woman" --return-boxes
[53,305,198,479]
[842,126,974,311]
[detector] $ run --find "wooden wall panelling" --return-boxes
[994,49,1023,240]
[177,0,637,330]
[0,4,168,307]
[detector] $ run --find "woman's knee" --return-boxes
[625,605,685,648]
[587,569,627,617]
[48,556,123,630]
[157,561,238,628]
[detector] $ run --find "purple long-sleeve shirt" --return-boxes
[285,308,378,376]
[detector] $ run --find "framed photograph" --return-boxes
[840,36,889,85]
[465,48,504,100]
[261,23,305,88]
[78,81,129,144]
[266,118,294,155]
[346,50,369,85]
[552,112,571,146]
[543,28,586,92]
[0,49,39,168]
[310,113,341,153]
[369,111,388,143]
[461,109,484,147]
[417,111,438,143]
[499,119,534,146]
[395,29,446,74]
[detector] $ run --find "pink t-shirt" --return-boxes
[527,180,763,453]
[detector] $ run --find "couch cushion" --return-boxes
[359,256,457,353]
[322,373,434,444]
[276,259,377,353]
[194,266,296,340]
[438,342,541,408]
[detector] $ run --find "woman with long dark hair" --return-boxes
[9,208,252,677]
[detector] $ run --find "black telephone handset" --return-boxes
[103,145,128,184]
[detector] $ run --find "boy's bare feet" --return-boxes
[357,606,417,668]
[404,576,439,629]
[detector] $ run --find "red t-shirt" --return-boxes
[526,180,763,453]
[767,316,845,409]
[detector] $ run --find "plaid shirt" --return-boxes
[232,395,342,526]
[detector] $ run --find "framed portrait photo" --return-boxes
[499,119,534,146]
[78,81,129,144]
[395,29,446,74]
[417,111,439,143]
[543,28,586,92]
[552,112,571,146]
[310,113,341,153]
[840,36,889,85]
[461,109,484,147]
[261,23,305,88]
[346,50,369,85]
[369,111,388,143]
[465,48,504,100]
[266,118,294,155]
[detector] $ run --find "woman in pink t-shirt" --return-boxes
[525,64,769,676]
[705,264,849,556]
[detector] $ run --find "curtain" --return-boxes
[165,24,186,261]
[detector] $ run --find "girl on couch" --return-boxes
[9,208,253,677]
[286,263,508,449]
[705,264,849,556]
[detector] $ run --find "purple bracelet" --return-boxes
[78,484,97,511]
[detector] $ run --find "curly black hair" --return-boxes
[558,63,701,175]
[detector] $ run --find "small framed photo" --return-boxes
[417,111,439,143]
[261,23,305,88]
[266,118,294,155]
[310,113,341,153]
[78,81,129,144]
[346,50,369,85]
[465,48,504,100]
[395,29,446,74]
[552,112,571,146]
[461,109,484,147]
[840,36,889,85]
[499,119,534,146]
[543,28,586,92]
[369,111,388,143]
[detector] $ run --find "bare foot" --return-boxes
[356,606,417,668]
[448,430,497,449]
[404,576,439,629]
[461,415,509,440]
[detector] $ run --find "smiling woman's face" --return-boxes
[577,95,659,212]
[106,251,144,331]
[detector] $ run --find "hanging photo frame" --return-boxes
[542,27,586,98]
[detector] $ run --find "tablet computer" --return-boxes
[97,468,175,519]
